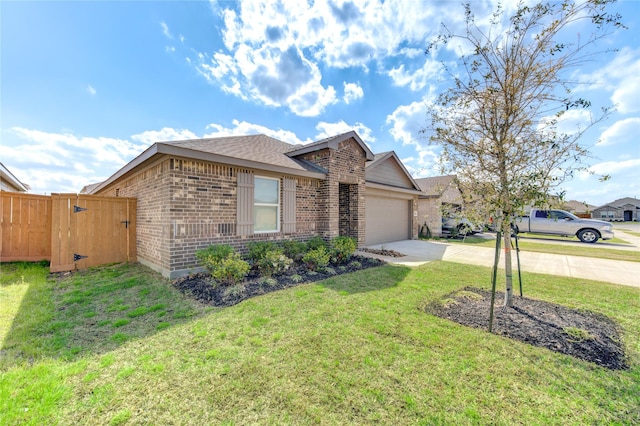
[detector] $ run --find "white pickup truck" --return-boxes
[513,208,614,243]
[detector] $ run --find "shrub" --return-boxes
[348,260,362,269]
[196,244,234,265]
[246,241,276,263]
[306,236,327,251]
[302,246,331,271]
[330,236,357,264]
[256,250,293,277]
[212,253,251,285]
[280,240,307,262]
[261,277,278,287]
[196,244,250,286]
[290,274,304,283]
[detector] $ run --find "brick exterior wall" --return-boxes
[297,139,367,247]
[417,184,463,236]
[98,156,324,278]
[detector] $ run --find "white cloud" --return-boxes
[86,85,96,95]
[343,82,363,104]
[160,21,172,39]
[578,47,640,114]
[131,127,198,145]
[192,0,484,116]
[386,99,429,147]
[314,121,375,144]
[597,117,640,146]
[587,158,640,177]
[388,58,442,91]
[5,127,149,194]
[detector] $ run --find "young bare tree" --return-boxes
[424,1,625,307]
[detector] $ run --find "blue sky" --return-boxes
[2,0,639,207]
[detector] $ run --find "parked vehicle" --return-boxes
[513,208,614,243]
[442,217,483,237]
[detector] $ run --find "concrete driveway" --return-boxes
[359,239,640,289]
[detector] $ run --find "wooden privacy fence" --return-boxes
[1,191,136,273]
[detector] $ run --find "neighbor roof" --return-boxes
[562,200,597,212]
[595,197,640,209]
[415,175,456,197]
[0,162,29,192]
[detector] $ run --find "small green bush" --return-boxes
[330,236,357,264]
[302,246,331,271]
[211,253,250,285]
[256,249,293,277]
[246,241,277,263]
[280,240,307,261]
[195,244,235,265]
[261,277,278,287]
[290,274,304,283]
[196,244,250,286]
[306,236,327,251]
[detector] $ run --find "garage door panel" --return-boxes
[366,196,409,245]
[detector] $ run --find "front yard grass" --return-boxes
[445,235,640,263]
[1,261,639,425]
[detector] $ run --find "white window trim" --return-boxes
[254,176,280,233]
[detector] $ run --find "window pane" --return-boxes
[254,206,278,232]
[255,178,278,204]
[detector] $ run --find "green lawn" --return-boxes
[1,261,639,425]
[443,235,640,263]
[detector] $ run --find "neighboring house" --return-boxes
[80,182,102,194]
[415,175,463,236]
[561,200,597,218]
[89,131,423,278]
[0,162,29,192]
[592,197,640,222]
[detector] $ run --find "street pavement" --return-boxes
[360,237,640,289]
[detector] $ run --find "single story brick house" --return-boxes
[415,175,463,236]
[89,131,423,278]
[561,200,597,218]
[592,197,640,222]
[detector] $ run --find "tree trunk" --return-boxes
[502,220,514,307]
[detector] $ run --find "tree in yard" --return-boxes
[423,1,625,307]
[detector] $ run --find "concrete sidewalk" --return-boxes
[359,240,640,289]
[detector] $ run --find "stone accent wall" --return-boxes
[297,138,367,247]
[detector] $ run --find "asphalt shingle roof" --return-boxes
[415,175,456,197]
[165,134,314,173]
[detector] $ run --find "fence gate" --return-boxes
[50,194,136,273]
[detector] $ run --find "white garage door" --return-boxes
[366,195,410,245]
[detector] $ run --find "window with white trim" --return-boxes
[254,176,280,232]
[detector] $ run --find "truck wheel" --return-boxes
[578,229,599,243]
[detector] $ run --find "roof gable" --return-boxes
[287,131,374,161]
[365,151,421,191]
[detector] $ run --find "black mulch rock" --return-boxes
[426,286,628,370]
[173,255,384,308]
[359,248,406,257]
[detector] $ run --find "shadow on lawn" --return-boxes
[1,262,206,367]
[320,263,411,295]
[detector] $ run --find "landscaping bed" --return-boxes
[174,255,384,307]
[426,287,628,370]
